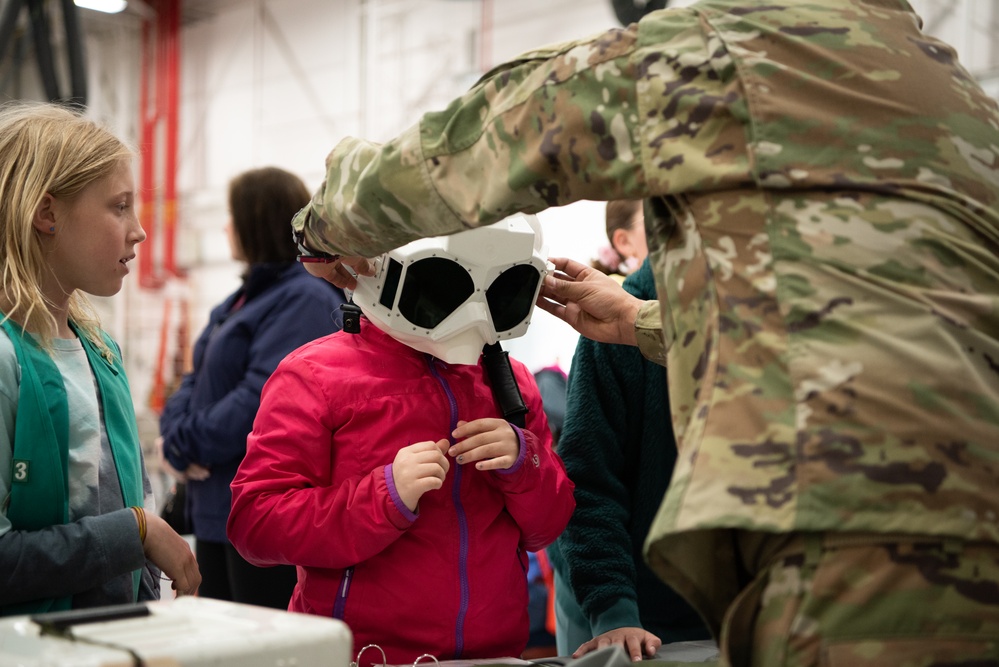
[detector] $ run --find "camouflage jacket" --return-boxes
[295,0,999,630]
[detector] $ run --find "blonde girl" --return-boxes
[0,102,200,615]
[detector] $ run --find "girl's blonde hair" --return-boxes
[0,102,134,356]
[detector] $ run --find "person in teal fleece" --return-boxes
[0,102,201,615]
[547,256,710,657]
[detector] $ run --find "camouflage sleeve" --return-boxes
[293,22,661,258]
[293,130,463,259]
[635,299,667,366]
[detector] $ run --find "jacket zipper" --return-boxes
[427,356,469,658]
[332,566,353,620]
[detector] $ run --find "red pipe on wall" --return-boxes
[138,0,181,289]
[162,0,180,278]
[138,17,156,287]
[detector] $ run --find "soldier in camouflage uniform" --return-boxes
[291,1,999,665]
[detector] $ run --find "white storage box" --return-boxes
[0,596,352,667]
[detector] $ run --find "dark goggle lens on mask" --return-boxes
[382,257,540,332]
[486,264,541,331]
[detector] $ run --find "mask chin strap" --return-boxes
[341,301,363,334]
[482,342,528,428]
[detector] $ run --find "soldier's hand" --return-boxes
[302,256,376,290]
[536,257,644,346]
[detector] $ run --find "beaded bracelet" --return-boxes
[131,506,147,544]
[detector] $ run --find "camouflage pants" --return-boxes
[719,532,999,667]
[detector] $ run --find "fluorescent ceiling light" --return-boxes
[74,0,128,13]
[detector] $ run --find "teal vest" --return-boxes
[1,317,144,615]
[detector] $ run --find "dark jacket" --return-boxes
[548,259,708,642]
[160,262,345,542]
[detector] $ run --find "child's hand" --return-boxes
[449,419,520,471]
[143,513,201,597]
[392,439,450,512]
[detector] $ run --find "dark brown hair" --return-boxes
[605,199,642,241]
[228,166,310,264]
[591,199,643,274]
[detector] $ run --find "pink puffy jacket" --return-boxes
[228,321,574,665]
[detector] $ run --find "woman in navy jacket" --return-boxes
[159,167,345,608]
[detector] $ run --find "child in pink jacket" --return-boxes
[228,214,575,665]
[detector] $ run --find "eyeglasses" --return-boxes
[377,254,544,333]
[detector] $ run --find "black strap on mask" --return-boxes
[482,342,527,428]
[340,301,362,334]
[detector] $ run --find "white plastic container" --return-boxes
[0,596,352,667]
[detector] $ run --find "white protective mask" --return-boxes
[348,213,550,365]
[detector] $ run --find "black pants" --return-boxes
[195,539,297,610]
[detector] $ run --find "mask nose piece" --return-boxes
[431,300,491,343]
